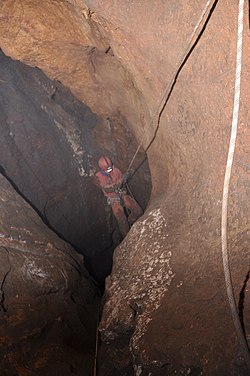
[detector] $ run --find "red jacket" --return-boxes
[95,166,124,198]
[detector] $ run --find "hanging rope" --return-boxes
[127,0,217,174]
[126,0,250,369]
[221,0,250,370]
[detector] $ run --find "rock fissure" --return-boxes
[0,42,151,374]
[0,1,249,375]
[146,0,219,154]
[0,248,11,313]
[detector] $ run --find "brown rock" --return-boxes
[0,0,249,375]
[0,174,99,375]
[0,50,151,284]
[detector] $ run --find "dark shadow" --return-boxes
[238,269,250,337]
[0,165,89,276]
[0,51,152,294]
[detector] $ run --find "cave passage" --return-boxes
[1,1,250,375]
[0,51,152,287]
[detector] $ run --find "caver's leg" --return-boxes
[122,195,143,225]
[110,201,130,237]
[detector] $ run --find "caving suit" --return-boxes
[95,166,143,237]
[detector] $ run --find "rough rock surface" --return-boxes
[96,1,250,375]
[0,0,150,140]
[0,0,250,375]
[0,173,98,376]
[0,51,151,283]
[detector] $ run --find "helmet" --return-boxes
[98,156,113,172]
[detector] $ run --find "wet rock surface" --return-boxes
[0,174,99,376]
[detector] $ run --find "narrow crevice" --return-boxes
[0,247,11,313]
[0,50,152,293]
[238,270,250,338]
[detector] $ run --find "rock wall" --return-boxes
[0,173,98,376]
[0,0,249,375]
[95,1,250,374]
[0,51,151,283]
[0,0,150,140]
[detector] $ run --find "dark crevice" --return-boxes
[0,164,87,258]
[0,52,151,291]
[0,247,11,313]
[238,270,250,338]
[0,49,151,376]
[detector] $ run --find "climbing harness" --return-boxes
[108,187,131,222]
[126,0,217,176]
[115,187,126,196]
[106,188,126,206]
[221,0,250,370]
[107,195,121,206]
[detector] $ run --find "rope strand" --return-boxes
[221,0,250,370]
[127,0,216,173]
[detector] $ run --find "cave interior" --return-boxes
[0,1,249,376]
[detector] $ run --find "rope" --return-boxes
[127,0,216,173]
[126,0,250,369]
[221,0,250,370]
[93,308,99,376]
